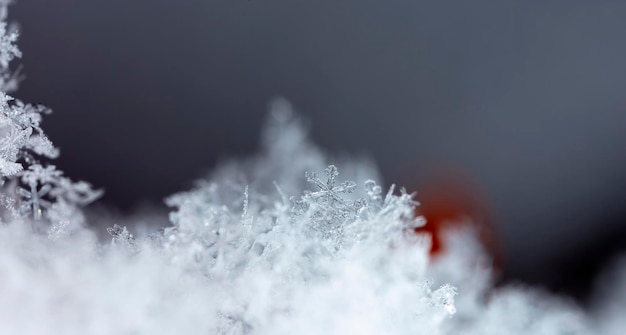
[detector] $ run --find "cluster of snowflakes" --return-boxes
[0,1,101,236]
[1,2,626,335]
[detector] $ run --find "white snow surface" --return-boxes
[0,102,620,335]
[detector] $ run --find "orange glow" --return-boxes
[412,173,503,271]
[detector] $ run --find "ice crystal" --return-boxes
[0,21,19,68]
[16,182,51,220]
[305,165,357,202]
[107,224,138,252]
[289,165,365,245]
[14,164,101,220]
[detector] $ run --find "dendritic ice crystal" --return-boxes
[0,2,625,335]
[0,3,101,230]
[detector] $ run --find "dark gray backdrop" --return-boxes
[11,0,626,301]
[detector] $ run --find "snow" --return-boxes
[0,2,624,334]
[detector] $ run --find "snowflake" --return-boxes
[50,177,103,206]
[0,127,28,176]
[13,164,101,220]
[2,99,58,159]
[0,21,20,69]
[206,226,242,266]
[107,224,138,252]
[364,179,382,203]
[16,182,51,220]
[304,165,357,206]
[291,165,366,244]
[19,164,62,187]
[0,0,96,226]
[47,218,70,240]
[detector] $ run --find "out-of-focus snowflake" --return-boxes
[107,224,138,252]
[0,22,19,68]
[16,181,51,220]
[14,164,101,220]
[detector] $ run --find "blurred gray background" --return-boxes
[10,0,626,301]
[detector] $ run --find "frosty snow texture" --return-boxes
[0,2,624,335]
